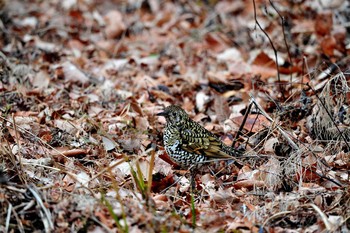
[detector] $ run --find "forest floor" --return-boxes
[0,0,349,232]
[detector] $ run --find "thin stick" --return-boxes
[253,0,284,100]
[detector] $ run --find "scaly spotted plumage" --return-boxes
[157,105,241,168]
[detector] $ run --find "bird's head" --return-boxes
[157,105,189,126]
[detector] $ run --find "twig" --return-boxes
[9,201,25,233]
[4,185,27,193]
[27,185,54,231]
[269,0,293,84]
[5,202,12,233]
[252,0,284,100]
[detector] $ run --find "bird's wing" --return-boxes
[180,128,233,158]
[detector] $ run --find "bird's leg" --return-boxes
[232,100,252,149]
[190,167,197,191]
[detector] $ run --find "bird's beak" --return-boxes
[156,110,168,116]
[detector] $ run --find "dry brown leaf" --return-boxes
[88,104,104,117]
[205,32,230,53]
[315,11,333,36]
[214,94,230,123]
[101,136,116,152]
[60,61,89,84]
[149,90,175,101]
[153,155,173,176]
[291,19,315,33]
[154,195,170,210]
[104,10,126,39]
[208,187,238,203]
[264,137,279,152]
[251,51,277,80]
[235,166,265,189]
[320,35,336,56]
[232,114,270,132]
[135,117,149,132]
[53,119,77,134]
[33,70,50,90]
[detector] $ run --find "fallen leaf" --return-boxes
[104,10,126,39]
[101,136,116,151]
[60,61,89,84]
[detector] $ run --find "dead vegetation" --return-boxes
[0,0,349,232]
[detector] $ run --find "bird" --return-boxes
[157,105,242,169]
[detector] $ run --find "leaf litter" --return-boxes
[0,0,349,232]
